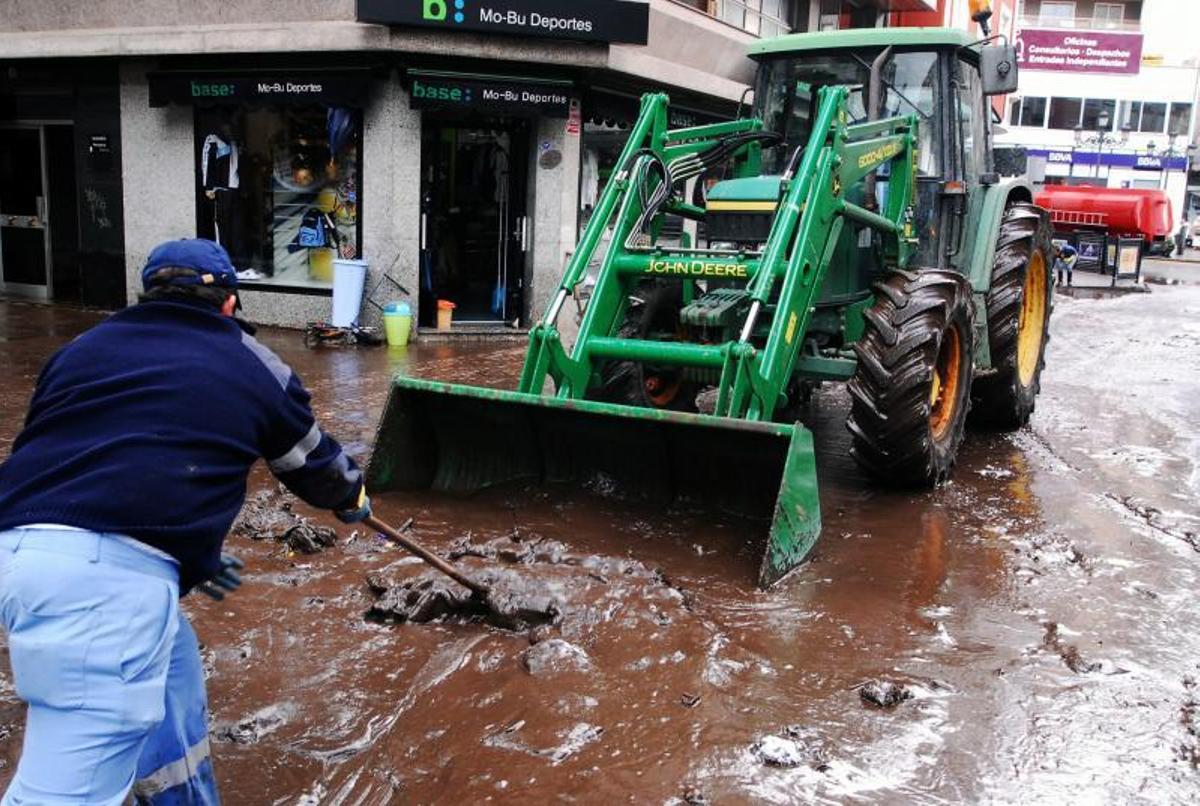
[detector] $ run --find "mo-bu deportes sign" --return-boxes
[408,74,573,117]
[356,0,650,44]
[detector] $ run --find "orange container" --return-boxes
[436,299,456,331]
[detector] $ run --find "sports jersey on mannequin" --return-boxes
[201,124,245,266]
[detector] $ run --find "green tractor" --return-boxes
[367,25,1053,588]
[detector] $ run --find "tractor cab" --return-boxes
[704,29,1018,291]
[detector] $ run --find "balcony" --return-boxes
[1019,14,1141,32]
[669,0,792,39]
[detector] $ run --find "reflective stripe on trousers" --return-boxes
[132,616,220,805]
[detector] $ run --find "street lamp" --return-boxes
[1073,111,1128,182]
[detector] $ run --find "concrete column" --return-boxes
[527,114,581,346]
[360,71,422,332]
[119,59,194,305]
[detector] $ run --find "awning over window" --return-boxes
[148,69,373,108]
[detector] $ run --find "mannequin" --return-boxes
[201,121,245,267]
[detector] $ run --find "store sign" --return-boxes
[148,71,371,108]
[356,0,650,45]
[1015,28,1143,75]
[408,75,572,117]
[1027,148,1188,171]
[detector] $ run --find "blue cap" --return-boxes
[142,239,238,290]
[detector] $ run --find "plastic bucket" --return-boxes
[332,259,368,327]
[383,301,412,347]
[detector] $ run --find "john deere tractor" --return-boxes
[367,22,1053,587]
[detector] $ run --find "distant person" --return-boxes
[1054,242,1077,287]
[0,239,372,803]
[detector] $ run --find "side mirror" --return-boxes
[980,44,1018,96]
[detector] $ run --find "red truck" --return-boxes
[1034,185,1176,256]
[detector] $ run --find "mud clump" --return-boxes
[367,567,561,632]
[213,703,296,745]
[233,487,338,553]
[753,735,805,767]
[281,522,338,554]
[858,679,913,708]
[1178,676,1200,768]
[1042,621,1101,674]
[521,638,591,675]
[448,533,569,565]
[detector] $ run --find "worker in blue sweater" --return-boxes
[0,239,371,804]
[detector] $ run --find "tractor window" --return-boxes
[755,50,941,177]
[956,58,988,183]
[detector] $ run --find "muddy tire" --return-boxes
[592,280,696,411]
[970,203,1053,429]
[847,268,975,487]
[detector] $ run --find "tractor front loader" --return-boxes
[368,22,1054,588]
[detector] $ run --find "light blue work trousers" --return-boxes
[0,528,219,804]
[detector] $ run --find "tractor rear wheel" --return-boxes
[593,280,697,411]
[847,268,975,487]
[970,203,1054,429]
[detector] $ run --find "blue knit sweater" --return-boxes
[0,299,363,593]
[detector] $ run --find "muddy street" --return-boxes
[1,274,1199,802]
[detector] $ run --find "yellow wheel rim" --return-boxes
[1016,250,1047,387]
[930,324,962,442]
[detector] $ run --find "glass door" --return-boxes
[419,118,528,327]
[0,126,51,299]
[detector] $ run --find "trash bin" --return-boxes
[332,259,368,327]
[436,299,456,331]
[383,301,412,347]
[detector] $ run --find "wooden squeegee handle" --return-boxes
[364,515,489,596]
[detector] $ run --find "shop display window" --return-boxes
[193,106,361,289]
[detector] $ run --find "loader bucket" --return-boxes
[365,377,821,588]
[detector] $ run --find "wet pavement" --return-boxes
[0,283,1198,803]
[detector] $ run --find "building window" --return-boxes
[1048,97,1082,130]
[719,0,790,38]
[1168,102,1193,136]
[1119,100,1141,130]
[194,106,361,289]
[1010,96,1048,127]
[1093,2,1125,27]
[1081,99,1115,131]
[1039,1,1076,24]
[1139,102,1167,133]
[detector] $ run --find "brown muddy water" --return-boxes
[1,283,1199,803]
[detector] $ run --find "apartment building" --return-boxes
[997,0,1200,226]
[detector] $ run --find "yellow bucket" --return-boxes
[384,312,412,347]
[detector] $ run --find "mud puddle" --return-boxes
[2,295,1200,802]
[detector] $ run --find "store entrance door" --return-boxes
[419,118,529,327]
[0,127,52,299]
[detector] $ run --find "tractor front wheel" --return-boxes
[970,203,1054,429]
[847,268,975,487]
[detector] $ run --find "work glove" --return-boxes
[335,486,372,524]
[197,553,245,601]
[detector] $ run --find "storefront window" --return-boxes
[194,106,361,288]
